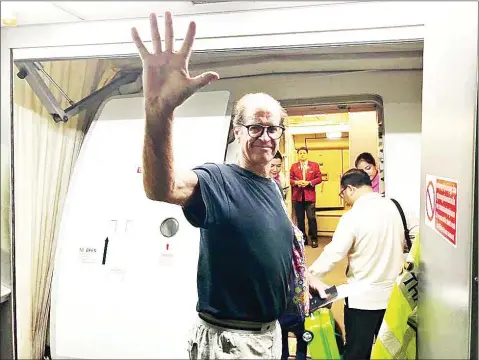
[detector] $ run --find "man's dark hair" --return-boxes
[273,151,283,160]
[341,168,372,189]
[297,147,308,153]
[354,152,376,168]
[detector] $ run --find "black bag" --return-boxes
[391,198,413,253]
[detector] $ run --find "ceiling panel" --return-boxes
[52,1,321,21]
[54,1,192,21]
[1,1,349,27]
[1,1,80,27]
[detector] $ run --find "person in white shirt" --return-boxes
[307,168,418,360]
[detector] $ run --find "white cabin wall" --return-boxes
[208,70,423,217]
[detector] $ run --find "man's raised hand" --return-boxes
[131,12,219,112]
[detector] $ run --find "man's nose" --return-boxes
[258,128,272,142]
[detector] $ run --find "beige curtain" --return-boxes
[13,59,118,359]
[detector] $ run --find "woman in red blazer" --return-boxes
[289,147,322,248]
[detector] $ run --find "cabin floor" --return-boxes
[287,236,348,359]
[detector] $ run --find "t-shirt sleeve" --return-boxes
[182,163,229,229]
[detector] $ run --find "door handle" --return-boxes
[109,220,117,234]
[125,220,132,233]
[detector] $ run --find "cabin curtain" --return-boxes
[13,59,118,359]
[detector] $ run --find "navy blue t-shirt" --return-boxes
[182,163,293,322]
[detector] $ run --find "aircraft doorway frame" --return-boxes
[3,2,477,359]
[280,95,385,224]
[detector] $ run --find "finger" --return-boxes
[190,71,219,91]
[131,27,150,58]
[165,11,174,52]
[150,13,162,54]
[179,21,196,60]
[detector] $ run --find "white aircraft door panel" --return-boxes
[419,3,478,359]
[50,91,232,359]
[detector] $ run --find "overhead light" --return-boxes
[2,17,17,26]
[289,124,349,136]
[326,131,342,139]
[1,3,17,27]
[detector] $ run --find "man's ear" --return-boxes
[233,126,241,139]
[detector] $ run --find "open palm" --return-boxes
[131,12,219,110]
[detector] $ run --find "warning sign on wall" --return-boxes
[425,174,458,247]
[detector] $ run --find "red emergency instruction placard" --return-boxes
[425,174,458,247]
[435,179,457,245]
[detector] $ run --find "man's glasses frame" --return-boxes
[240,124,285,140]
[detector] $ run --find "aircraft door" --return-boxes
[50,91,232,359]
[419,3,478,359]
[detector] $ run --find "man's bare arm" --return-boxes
[131,12,218,206]
[143,106,198,206]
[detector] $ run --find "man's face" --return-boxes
[298,149,308,162]
[340,185,356,205]
[234,107,282,166]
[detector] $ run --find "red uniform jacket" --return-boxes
[290,161,322,203]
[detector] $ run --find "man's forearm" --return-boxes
[308,259,327,278]
[143,104,175,201]
[309,238,350,278]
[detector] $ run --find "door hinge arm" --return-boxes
[16,61,141,123]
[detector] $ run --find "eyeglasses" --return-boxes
[240,124,285,140]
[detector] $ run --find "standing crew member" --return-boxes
[290,147,322,248]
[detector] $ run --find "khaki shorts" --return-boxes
[187,316,282,359]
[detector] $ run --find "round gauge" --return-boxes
[160,217,179,238]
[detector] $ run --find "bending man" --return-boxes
[308,169,418,360]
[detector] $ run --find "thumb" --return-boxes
[190,71,219,91]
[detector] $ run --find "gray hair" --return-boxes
[232,93,287,126]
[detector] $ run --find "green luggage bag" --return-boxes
[302,307,344,359]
